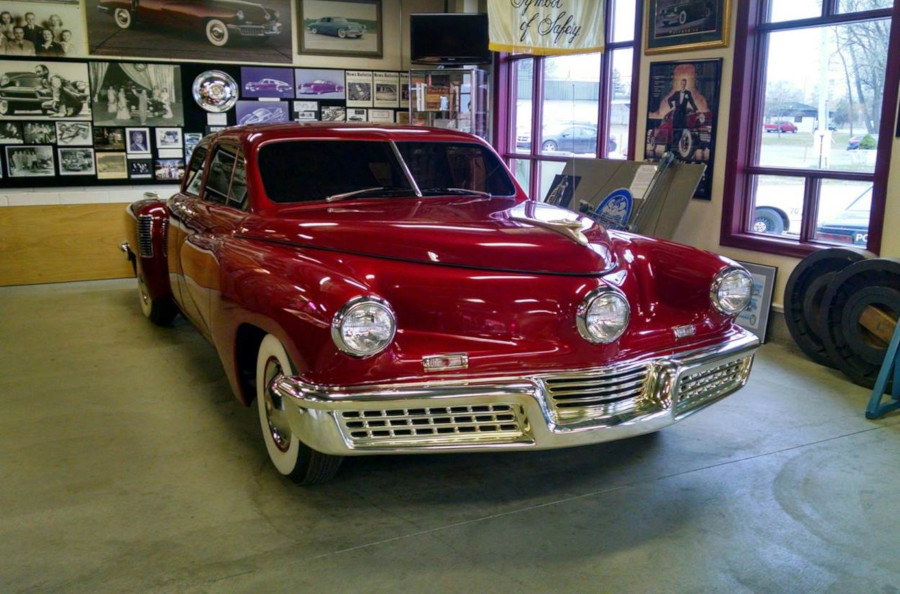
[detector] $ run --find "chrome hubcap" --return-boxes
[263,357,292,452]
[115,9,129,26]
[210,24,225,41]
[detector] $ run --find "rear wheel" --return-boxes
[113,8,133,29]
[136,266,177,325]
[0,100,8,116]
[753,207,785,235]
[256,334,343,485]
[678,10,687,24]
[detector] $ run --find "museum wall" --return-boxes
[636,2,900,309]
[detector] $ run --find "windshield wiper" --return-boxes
[325,186,415,203]
[419,187,492,198]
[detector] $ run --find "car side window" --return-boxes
[183,146,208,197]
[204,145,238,205]
[226,149,248,211]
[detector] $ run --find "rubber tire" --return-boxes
[137,267,177,326]
[752,207,784,235]
[541,139,558,152]
[310,26,318,34]
[0,100,8,115]
[205,18,229,47]
[113,8,133,29]
[784,248,871,368]
[338,28,347,38]
[820,258,900,389]
[678,10,687,24]
[256,334,343,485]
[677,129,694,159]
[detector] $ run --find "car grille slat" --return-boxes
[543,364,651,421]
[338,404,528,447]
[676,356,752,415]
[137,215,153,258]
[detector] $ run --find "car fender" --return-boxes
[125,199,174,303]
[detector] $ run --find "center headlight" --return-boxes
[576,287,630,344]
[711,266,753,315]
[235,9,244,20]
[332,296,396,358]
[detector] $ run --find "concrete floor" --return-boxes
[1,279,899,593]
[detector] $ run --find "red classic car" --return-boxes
[97,0,282,47]
[122,123,758,484]
[646,109,714,160]
[764,121,798,133]
[297,79,344,95]
[243,78,292,93]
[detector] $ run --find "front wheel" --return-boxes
[337,28,348,38]
[136,267,177,325]
[310,26,318,34]
[753,207,785,235]
[113,7,134,29]
[256,334,343,485]
[541,139,558,152]
[0,100,9,115]
[678,10,687,24]
[677,129,695,159]
[205,18,230,46]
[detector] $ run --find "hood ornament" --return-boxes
[509,202,595,246]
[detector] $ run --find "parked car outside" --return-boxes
[763,121,798,133]
[846,133,879,150]
[517,123,616,155]
[307,16,365,38]
[244,78,292,93]
[97,0,282,47]
[121,123,759,485]
[814,186,872,246]
[297,79,344,95]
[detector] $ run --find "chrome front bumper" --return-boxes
[271,330,760,456]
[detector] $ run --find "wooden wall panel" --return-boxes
[0,204,133,287]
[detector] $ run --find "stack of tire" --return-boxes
[785,248,900,389]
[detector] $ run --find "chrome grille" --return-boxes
[237,25,266,35]
[676,356,752,415]
[543,364,651,422]
[338,404,527,447]
[137,215,153,258]
[161,219,168,257]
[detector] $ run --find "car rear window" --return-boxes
[258,140,412,203]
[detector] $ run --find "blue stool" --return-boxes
[866,323,900,419]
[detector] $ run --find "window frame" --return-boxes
[721,0,900,257]
[492,0,643,197]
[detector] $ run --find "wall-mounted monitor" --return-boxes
[410,13,491,66]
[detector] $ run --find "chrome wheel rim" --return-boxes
[263,356,292,452]
[207,21,227,43]
[0,100,8,115]
[114,9,130,27]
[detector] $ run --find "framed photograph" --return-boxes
[0,2,87,57]
[645,0,731,54]
[368,109,394,123]
[736,261,777,343]
[184,132,202,162]
[126,127,151,155]
[293,101,319,121]
[346,70,373,108]
[0,122,23,144]
[93,126,125,151]
[298,0,382,58]
[22,122,56,145]
[155,127,183,150]
[89,62,184,127]
[235,100,289,126]
[373,72,399,108]
[96,151,127,179]
[321,105,345,122]
[0,61,90,121]
[155,158,185,182]
[58,148,96,176]
[347,108,367,122]
[295,68,345,99]
[6,145,55,177]
[56,122,92,146]
[644,58,722,200]
[128,159,153,180]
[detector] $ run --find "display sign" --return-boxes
[487,0,605,55]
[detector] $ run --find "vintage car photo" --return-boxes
[86,0,292,63]
[121,122,759,485]
[298,0,381,57]
[244,78,291,94]
[656,0,715,29]
[307,16,365,38]
[0,61,91,120]
[235,100,288,126]
[297,79,344,96]
[58,148,96,176]
[56,121,93,146]
[295,68,345,99]
[646,108,714,160]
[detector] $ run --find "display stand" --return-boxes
[865,322,900,419]
[409,68,488,140]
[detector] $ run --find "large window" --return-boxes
[495,0,641,201]
[722,0,898,256]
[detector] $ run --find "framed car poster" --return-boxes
[644,59,722,200]
[298,0,382,58]
[295,68,346,99]
[645,0,731,54]
[346,70,373,108]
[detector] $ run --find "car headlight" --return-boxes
[711,266,753,315]
[331,296,396,357]
[235,9,244,19]
[576,287,630,344]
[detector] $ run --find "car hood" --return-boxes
[241,197,616,275]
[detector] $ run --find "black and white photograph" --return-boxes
[5,145,54,177]
[293,100,318,121]
[92,125,124,150]
[155,158,185,182]
[89,62,183,127]
[85,0,292,64]
[646,0,730,54]
[298,0,382,58]
[373,71,398,108]
[0,2,87,57]
[0,121,22,143]
[0,60,90,120]
[347,108,366,122]
[55,121,91,145]
[22,121,55,144]
[184,132,202,162]
[320,105,345,121]
[95,150,126,179]
[346,70,373,108]
[128,158,152,179]
[126,127,150,155]
[155,127,182,149]
[58,147,95,176]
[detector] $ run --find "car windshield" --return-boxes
[258,140,516,203]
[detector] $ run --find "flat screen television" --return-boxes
[410,13,491,65]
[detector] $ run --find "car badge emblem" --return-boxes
[422,353,469,372]
[673,324,696,339]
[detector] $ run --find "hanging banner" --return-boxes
[487,0,605,55]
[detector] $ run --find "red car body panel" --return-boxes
[127,123,749,408]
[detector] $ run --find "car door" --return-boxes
[179,143,246,334]
[134,0,168,25]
